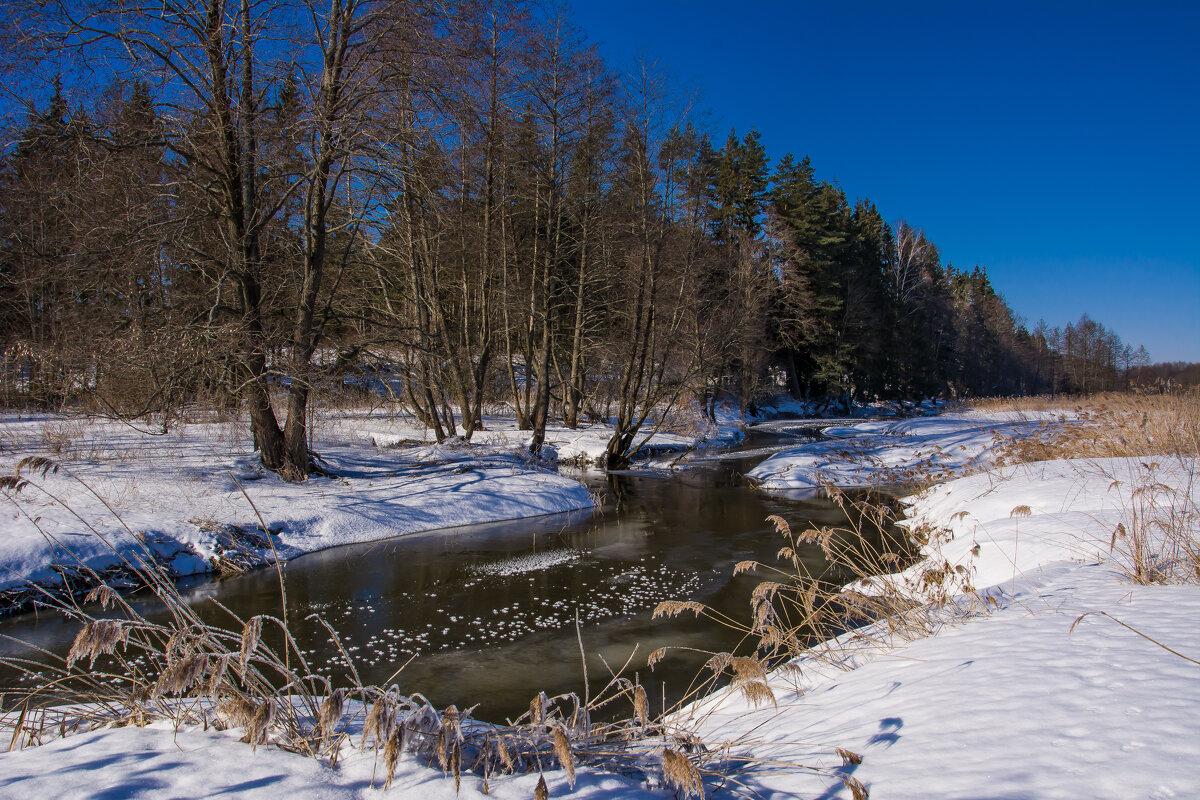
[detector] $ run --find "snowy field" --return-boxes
[1,408,1198,798]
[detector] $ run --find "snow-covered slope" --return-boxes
[0,414,597,595]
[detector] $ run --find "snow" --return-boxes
[471,548,583,576]
[0,717,657,799]
[684,414,1200,799]
[2,407,1198,799]
[0,405,748,598]
[748,410,1073,489]
[686,560,1200,799]
[892,455,1199,593]
[0,412,604,596]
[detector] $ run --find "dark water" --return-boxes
[0,425,895,722]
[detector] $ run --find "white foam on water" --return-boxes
[471,548,582,576]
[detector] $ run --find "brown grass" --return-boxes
[977,390,1200,463]
[977,390,1199,585]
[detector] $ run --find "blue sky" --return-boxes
[571,1,1200,362]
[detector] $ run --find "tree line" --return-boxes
[0,0,1152,477]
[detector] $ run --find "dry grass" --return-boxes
[651,490,969,702]
[977,390,1199,585]
[641,489,957,799]
[981,390,1200,465]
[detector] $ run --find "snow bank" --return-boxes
[0,414,596,597]
[896,455,1200,592]
[0,402,749,599]
[686,559,1200,799]
[748,410,1071,489]
[684,449,1200,799]
[0,716,657,800]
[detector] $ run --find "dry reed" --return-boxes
[980,390,1199,584]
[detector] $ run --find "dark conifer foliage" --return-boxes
[0,0,1149,473]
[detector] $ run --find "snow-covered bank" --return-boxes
[0,413,606,601]
[0,712,661,800]
[684,421,1200,798]
[687,557,1200,799]
[0,404,753,604]
[747,410,1070,489]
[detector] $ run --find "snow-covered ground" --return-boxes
[0,406,748,601]
[689,433,1200,799]
[687,558,1200,799]
[747,409,1072,489]
[0,412,652,599]
[2,409,1198,798]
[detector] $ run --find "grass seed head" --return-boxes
[647,647,667,669]
[661,748,703,799]
[553,726,575,787]
[766,514,791,537]
[496,734,514,772]
[452,738,461,793]
[733,560,759,575]
[0,475,29,494]
[318,688,347,742]
[364,694,397,748]
[239,616,262,673]
[153,652,209,698]
[383,725,405,789]
[529,692,547,726]
[246,698,275,749]
[836,747,863,766]
[652,600,705,619]
[704,652,733,674]
[15,456,59,478]
[206,655,231,698]
[730,656,767,684]
[67,619,129,668]
[633,684,648,727]
[217,695,256,728]
[844,774,869,800]
[84,584,119,610]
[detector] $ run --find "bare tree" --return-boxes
[600,62,698,468]
[21,0,398,479]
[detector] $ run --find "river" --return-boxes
[0,422,899,723]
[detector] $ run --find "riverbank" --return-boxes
[1,401,1196,798]
[688,453,1200,798]
[687,402,1200,798]
[0,402,755,603]
[0,412,612,609]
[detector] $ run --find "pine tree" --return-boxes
[768,154,851,402]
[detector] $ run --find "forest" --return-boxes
[0,0,1164,477]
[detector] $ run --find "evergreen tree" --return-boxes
[768,153,851,402]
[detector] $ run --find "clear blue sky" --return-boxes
[571,0,1200,362]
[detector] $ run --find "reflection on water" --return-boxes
[0,426,893,722]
